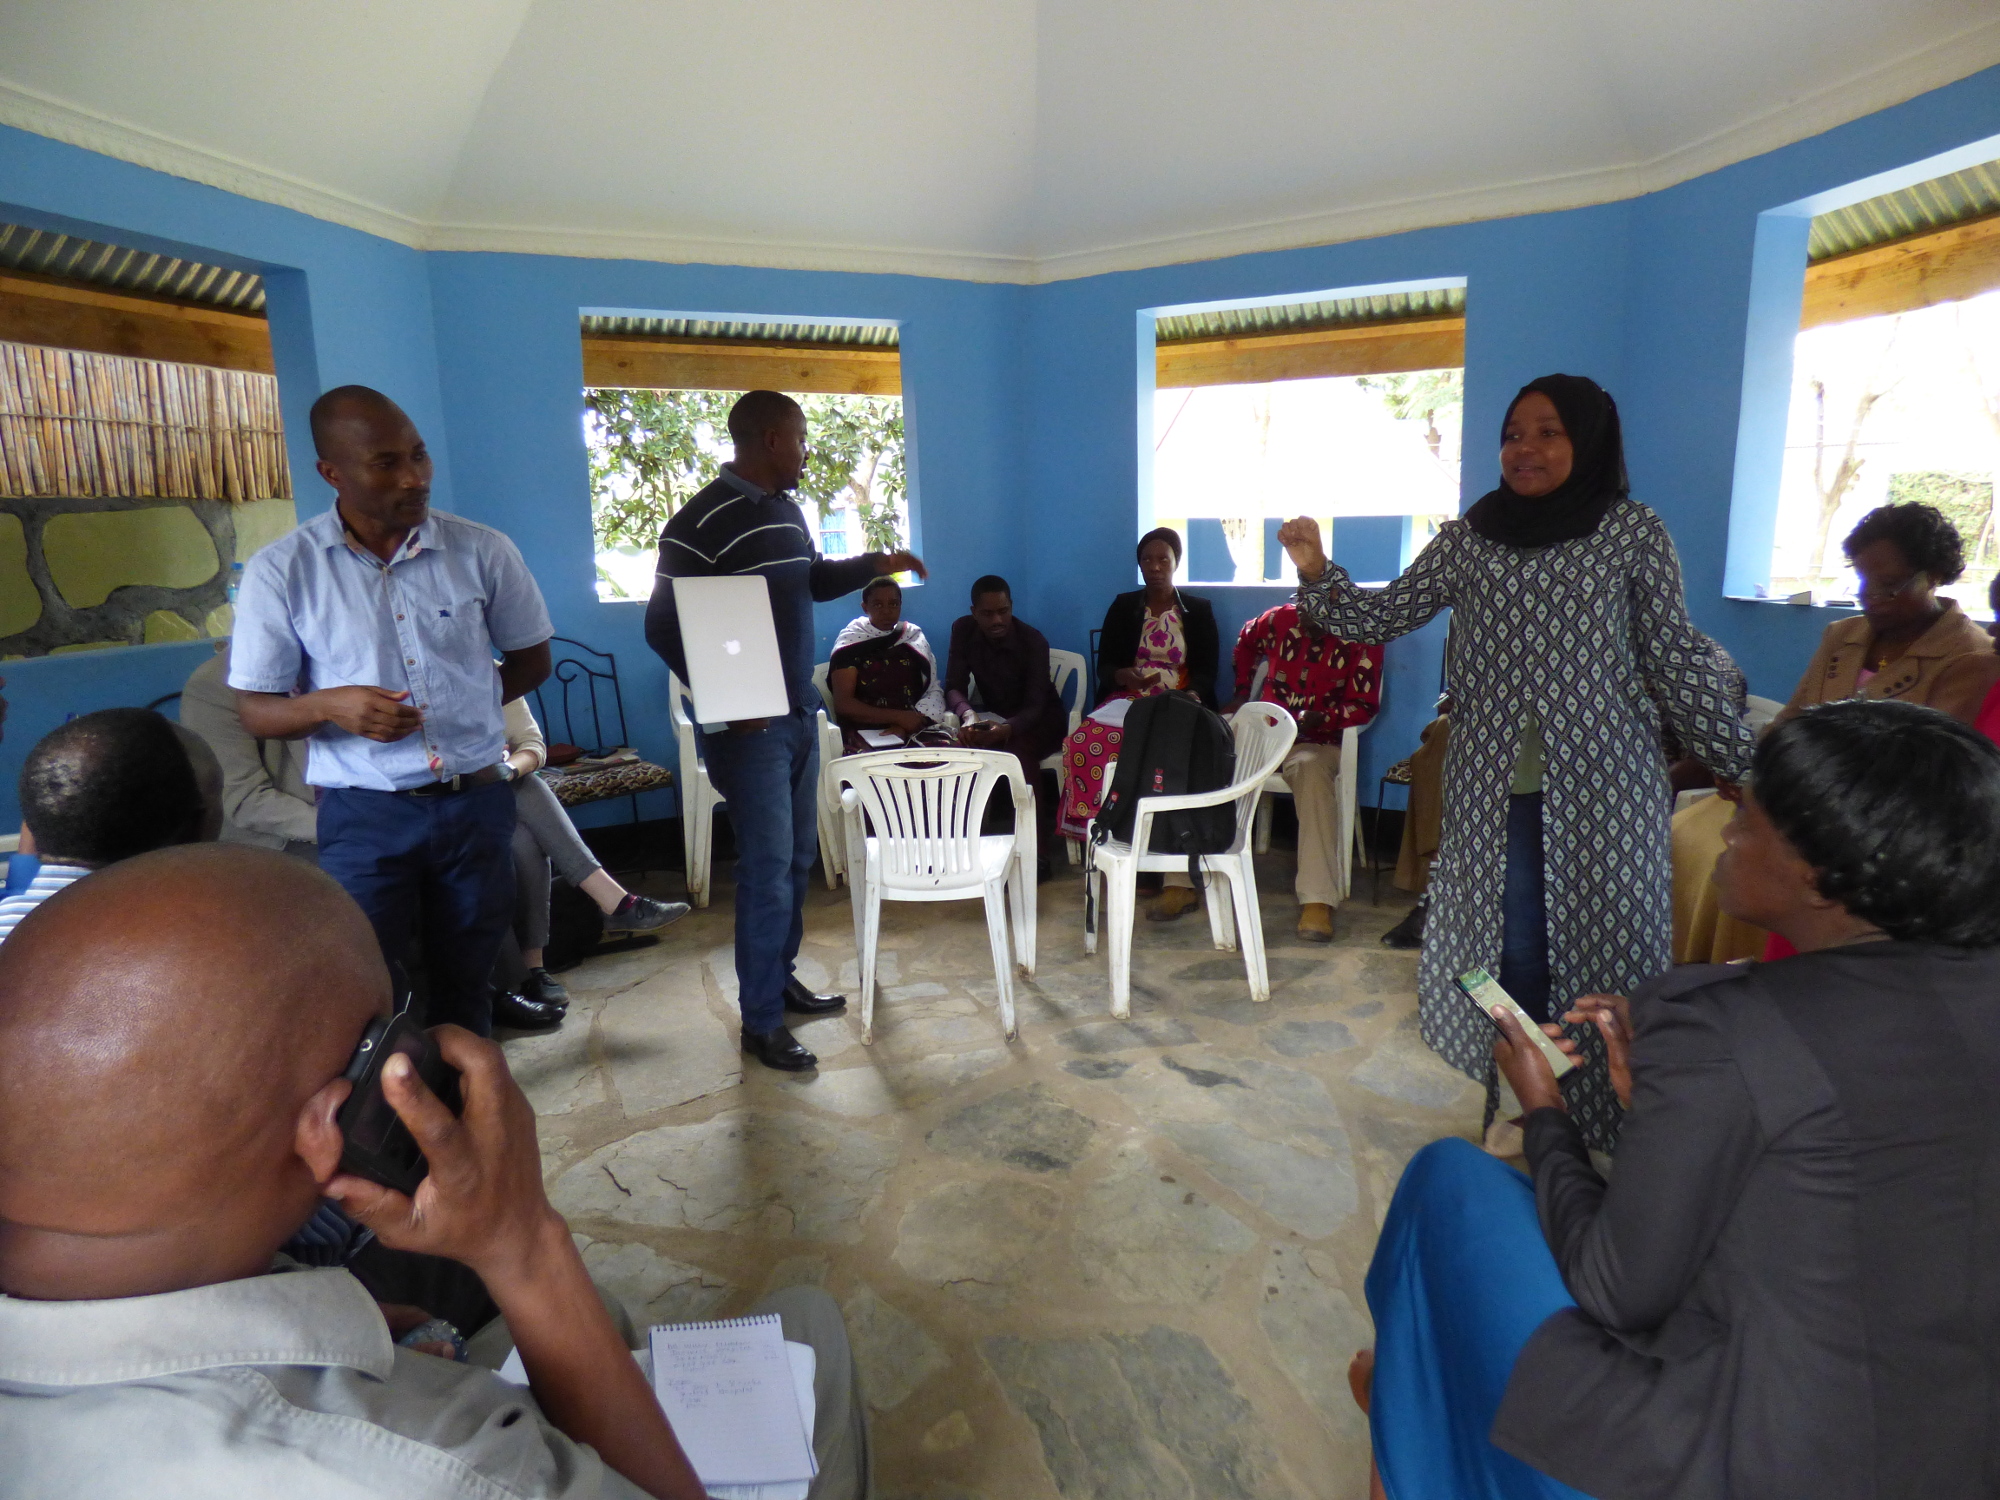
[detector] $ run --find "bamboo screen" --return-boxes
[0,340,292,501]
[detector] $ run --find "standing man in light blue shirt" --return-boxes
[230,386,554,1036]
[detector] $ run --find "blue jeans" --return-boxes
[698,707,819,1032]
[318,781,516,1037]
[1366,1140,1596,1500]
[1500,792,1550,1024]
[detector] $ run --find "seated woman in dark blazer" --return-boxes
[1357,697,2000,1500]
[1091,527,1220,710]
[1060,527,1219,918]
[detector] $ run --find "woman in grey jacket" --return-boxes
[1361,699,2000,1499]
[1280,375,1752,1147]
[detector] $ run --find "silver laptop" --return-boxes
[674,575,791,724]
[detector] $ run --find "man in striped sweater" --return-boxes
[0,708,219,944]
[645,391,925,1072]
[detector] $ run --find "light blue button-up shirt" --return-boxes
[229,506,553,792]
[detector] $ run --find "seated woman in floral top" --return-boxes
[828,575,955,754]
[1061,527,1219,920]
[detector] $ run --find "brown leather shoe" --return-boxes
[1297,903,1334,943]
[1146,885,1202,922]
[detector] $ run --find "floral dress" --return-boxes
[1059,606,1189,838]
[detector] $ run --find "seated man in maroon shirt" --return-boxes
[1224,601,1381,942]
[943,575,1068,875]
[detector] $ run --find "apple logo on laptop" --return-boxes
[724,639,741,655]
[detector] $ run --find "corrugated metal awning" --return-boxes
[1154,286,1464,345]
[1809,161,2000,263]
[580,315,897,348]
[0,224,265,314]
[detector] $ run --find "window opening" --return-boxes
[0,223,292,655]
[580,316,906,601]
[1148,286,1463,584]
[1764,161,2000,609]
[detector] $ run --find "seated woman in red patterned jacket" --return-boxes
[1224,601,1381,942]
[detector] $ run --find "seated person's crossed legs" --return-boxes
[0,844,866,1500]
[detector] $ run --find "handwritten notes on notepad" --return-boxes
[649,1313,817,1490]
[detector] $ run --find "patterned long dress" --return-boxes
[1059,607,1189,838]
[1297,501,1754,1147]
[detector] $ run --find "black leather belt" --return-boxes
[400,765,509,797]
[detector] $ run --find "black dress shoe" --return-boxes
[783,976,847,1015]
[742,1024,817,1071]
[608,894,691,932]
[524,967,569,1006]
[492,988,566,1030]
[1380,897,1427,950]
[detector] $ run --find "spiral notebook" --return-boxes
[649,1313,817,1490]
[494,1313,817,1498]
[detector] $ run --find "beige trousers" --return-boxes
[1281,741,1346,907]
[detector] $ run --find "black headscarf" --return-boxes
[1463,374,1629,549]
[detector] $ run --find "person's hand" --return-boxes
[891,709,931,734]
[1115,666,1158,691]
[1714,778,1745,804]
[1277,517,1329,582]
[323,1027,562,1295]
[877,550,928,581]
[727,717,771,736]
[1490,1007,1566,1115]
[1562,992,1633,1108]
[1298,709,1328,735]
[317,686,423,742]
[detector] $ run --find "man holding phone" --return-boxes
[0,844,868,1498]
[231,385,557,1035]
[645,391,925,1072]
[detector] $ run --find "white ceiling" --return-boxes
[0,1,1995,283]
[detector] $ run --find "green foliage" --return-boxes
[1887,470,1996,567]
[583,387,906,555]
[1357,369,1463,457]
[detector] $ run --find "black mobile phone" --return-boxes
[335,1013,464,1196]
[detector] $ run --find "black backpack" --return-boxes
[1089,691,1237,891]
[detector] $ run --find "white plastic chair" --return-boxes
[1042,648,1089,865]
[833,747,1037,1043]
[1251,718,1373,901]
[810,661,848,888]
[1745,694,1783,735]
[1084,702,1297,1018]
[667,673,724,908]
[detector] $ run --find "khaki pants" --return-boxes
[1162,742,1346,904]
[469,1284,870,1499]
[1280,741,1346,907]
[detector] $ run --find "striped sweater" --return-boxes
[644,465,878,713]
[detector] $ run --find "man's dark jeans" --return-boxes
[699,707,819,1033]
[318,781,516,1036]
[1498,791,1551,1024]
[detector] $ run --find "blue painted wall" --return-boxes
[2,65,1998,831]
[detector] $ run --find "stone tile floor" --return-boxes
[503,856,1484,1500]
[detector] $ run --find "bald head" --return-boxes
[0,846,388,1297]
[308,385,432,539]
[308,384,408,460]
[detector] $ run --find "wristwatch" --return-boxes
[496,761,518,783]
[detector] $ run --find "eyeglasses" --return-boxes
[1853,569,1928,604]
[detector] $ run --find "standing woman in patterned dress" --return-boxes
[1278,375,1753,1147]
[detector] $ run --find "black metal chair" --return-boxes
[527,638,674,828]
